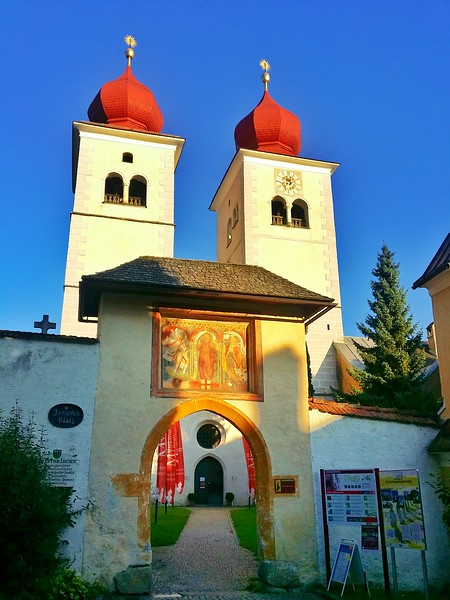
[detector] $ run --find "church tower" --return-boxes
[61,38,184,337]
[210,62,343,395]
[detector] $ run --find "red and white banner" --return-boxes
[156,422,185,505]
[156,435,167,504]
[174,421,185,495]
[243,437,256,499]
[165,425,176,505]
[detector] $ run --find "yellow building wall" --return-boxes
[83,294,318,585]
[426,270,450,418]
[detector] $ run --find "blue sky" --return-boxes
[1,1,449,337]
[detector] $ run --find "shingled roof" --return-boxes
[413,232,450,288]
[79,256,335,320]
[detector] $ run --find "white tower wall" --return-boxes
[211,150,343,395]
[61,122,184,337]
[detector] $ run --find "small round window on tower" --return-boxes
[197,424,221,449]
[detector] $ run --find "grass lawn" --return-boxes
[150,504,191,547]
[230,507,257,556]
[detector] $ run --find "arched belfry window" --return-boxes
[291,199,309,228]
[227,218,232,246]
[271,197,287,225]
[104,173,124,204]
[122,152,133,163]
[129,176,147,207]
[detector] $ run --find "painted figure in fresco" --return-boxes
[197,332,218,385]
[223,333,247,387]
[162,327,189,386]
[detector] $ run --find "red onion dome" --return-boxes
[234,63,301,156]
[88,44,163,133]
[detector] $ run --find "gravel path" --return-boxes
[151,507,259,595]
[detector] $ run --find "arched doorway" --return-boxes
[113,398,274,561]
[194,456,224,505]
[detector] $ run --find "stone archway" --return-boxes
[112,397,274,561]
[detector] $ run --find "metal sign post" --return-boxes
[421,550,430,600]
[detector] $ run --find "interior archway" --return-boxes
[114,397,275,560]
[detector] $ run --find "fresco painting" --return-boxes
[161,318,248,391]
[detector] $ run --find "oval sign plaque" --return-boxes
[48,404,84,428]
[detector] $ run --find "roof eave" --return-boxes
[79,279,335,322]
[412,263,449,289]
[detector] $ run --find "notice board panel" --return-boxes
[323,469,378,526]
[379,469,426,550]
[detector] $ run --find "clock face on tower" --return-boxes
[275,170,301,196]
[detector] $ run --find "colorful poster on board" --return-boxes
[324,470,378,526]
[361,525,379,551]
[379,469,426,550]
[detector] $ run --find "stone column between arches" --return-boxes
[112,397,275,562]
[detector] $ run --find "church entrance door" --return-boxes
[194,456,223,506]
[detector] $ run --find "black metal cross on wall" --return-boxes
[34,314,56,334]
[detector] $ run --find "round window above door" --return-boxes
[197,424,221,449]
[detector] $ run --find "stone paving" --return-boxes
[150,507,330,600]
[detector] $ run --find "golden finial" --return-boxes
[124,35,137,66]
[260,59,270,91]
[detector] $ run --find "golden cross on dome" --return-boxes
[124,35,137,66]
[124,35,137,48]
[259,59,271,91]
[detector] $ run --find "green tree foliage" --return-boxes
[430,472,450,529]
[306,344,315,398]
[339,245,436,413]
[0,405,74,599]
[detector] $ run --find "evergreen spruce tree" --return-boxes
[306,344,315,398]
[341,245,436,413]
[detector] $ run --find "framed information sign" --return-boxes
[323,469,378,525]
[379,469,426,550]
[274,477,297,495]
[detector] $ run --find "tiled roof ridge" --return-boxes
[308,398,440,427]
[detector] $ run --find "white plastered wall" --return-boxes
[0,334,99,570]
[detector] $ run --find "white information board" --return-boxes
[324,470,378,526]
